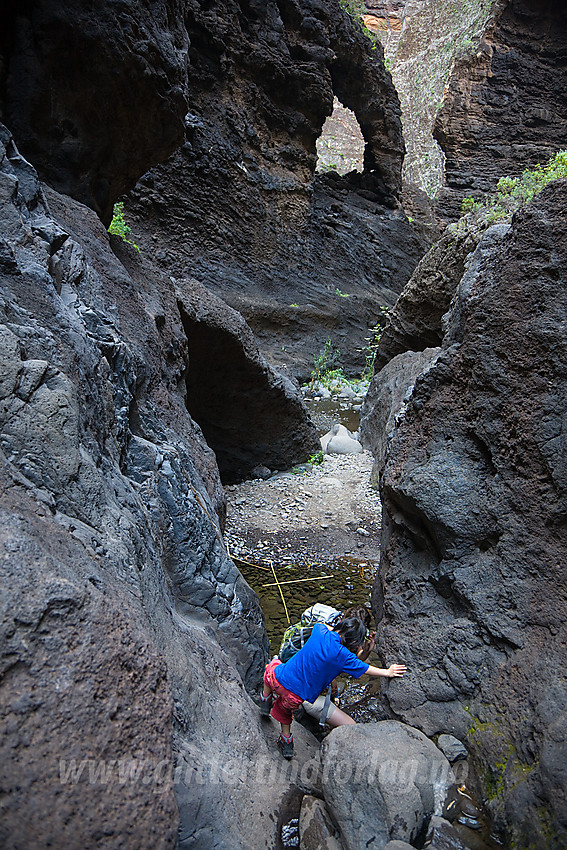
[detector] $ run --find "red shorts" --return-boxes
[264,659,303,725]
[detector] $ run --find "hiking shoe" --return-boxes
[277,735,294,759]
[259,696,272,717]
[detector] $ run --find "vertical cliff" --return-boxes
[434,0,567,219]
[363,182,567,848]
[124,0,430,378]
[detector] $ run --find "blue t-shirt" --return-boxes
[274,623,369,703]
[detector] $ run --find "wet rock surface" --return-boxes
[370,181,567,847]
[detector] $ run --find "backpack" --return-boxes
[278,603,342,663]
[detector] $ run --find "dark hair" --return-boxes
[334,617,367,653]
[341,605,372,630]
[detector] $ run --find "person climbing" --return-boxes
[260,615,406,758]
[300,605,376,728]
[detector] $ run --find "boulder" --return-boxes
[299,795,343,850]
[360,347,441,482]
[176,277,320,483]
[322,423,363,455]
[436,735,468,764]
[425,815,471,850]
[321,722,454,850]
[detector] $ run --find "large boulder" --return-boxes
[374,181,567,848]
[321,722,454,850]
[176,278,320,483]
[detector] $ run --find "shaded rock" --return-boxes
[383,842,415,850]
[375,181,567,848]
[299,795,343,850]
[434,0,567,221]
[0,124,324,849]
[321,722,454,850]
[437,735,468,764]
[123,0,430,378]
[176,277,320,483]
[360,347,441,482]
[1,0,189,222]
[425,815,470,850]
[374,220,483,372]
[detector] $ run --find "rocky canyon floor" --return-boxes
[223,449,392,720]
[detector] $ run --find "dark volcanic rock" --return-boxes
[176,277,320,482]
[435,0,567,221]
[125,0,429,378]
[1,0,189,221]
[0,125,322,848]
[374,181,567,848]
[373,218,484,372]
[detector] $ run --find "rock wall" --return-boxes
[435,0,567,220]
[366,0,501,198]
[124,0,430,379]
[366,182,567,848]
[0,125,322,848]
[0,0,189,222]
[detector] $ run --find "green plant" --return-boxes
[461,197,483,215]
[319,367,346,388]
[290,303,299,307]
[108,202,140,252]
[339,0,379,48]
[459,150,567,224]
[308,450,324,466]
[361,305,390,381]
[335,288,350,298]
[310,338,341,388]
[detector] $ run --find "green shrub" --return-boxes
[310,338,341,388]
[108,202,140,252]
[308,450,324,466]
[459,150,567,223]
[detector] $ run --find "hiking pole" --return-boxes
[270,560,291,625]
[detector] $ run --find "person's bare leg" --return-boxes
[327,705,356,728]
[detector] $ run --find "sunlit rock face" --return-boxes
[434,0,567,219]
[366,0,501,198]
[372,181,567,849]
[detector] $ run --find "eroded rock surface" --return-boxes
[435,0,567,220]
[321,722,454,850]
[1,0,189,221]
[124,0,430,378]
[373,182,567,848]
[0,125,322,848]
